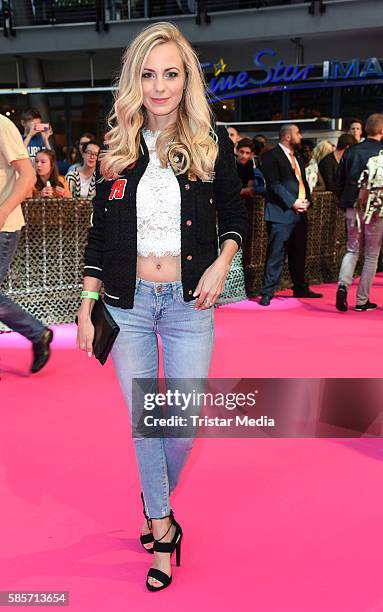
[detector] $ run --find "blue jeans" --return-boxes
[106,278,214,519]
[0,231,44,342]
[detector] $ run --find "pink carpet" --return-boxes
[1,275,383,611]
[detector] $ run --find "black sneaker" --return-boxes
[354,301,378,312]
[336,285,348,312]
[31,327,53,373]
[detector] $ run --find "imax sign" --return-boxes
[323,57,383,79]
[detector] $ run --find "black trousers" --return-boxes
[261,214,308,297]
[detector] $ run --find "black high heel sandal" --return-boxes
[146,515,183,592]
[140,492,154,554]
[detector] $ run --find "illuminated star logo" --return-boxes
[213,58,226,77]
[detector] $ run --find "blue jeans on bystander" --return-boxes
[0,231,45,342]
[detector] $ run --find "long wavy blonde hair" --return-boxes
[100,22,218,180]
[313,140,334,165]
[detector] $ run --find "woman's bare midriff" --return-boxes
[137,255,181,282]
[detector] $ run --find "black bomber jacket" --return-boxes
[84,126,248,308]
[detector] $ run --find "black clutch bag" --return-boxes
[76,299,120,365]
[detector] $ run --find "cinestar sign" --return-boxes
[207,49,383,95]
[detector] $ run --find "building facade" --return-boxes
[0,0,382,147]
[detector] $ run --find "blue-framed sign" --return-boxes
[204,50,383,97]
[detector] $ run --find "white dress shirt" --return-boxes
[278,142,303,181]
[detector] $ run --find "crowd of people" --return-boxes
[20,108,100,200]
[228,115,383,311]
[2,107,382,315]
[1,109,383,318]
[227,118,364,197]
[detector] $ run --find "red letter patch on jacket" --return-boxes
[109,179,127,200]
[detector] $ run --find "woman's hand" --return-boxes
[55,186,66,197]
[26,123,40,138]
[41,185,53,198]
[193,257,231,309]
[76,309,95,357]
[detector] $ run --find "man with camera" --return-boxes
[21,108,53,166]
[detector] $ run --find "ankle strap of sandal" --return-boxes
[155,520,173,543]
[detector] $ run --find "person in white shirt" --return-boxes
[348,118,364,143]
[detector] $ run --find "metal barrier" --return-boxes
[242,192,346,297]
[1,198,92,330]
[1,193,349,327]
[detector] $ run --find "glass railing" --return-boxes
[27,1,97,26]
[0,0,357,29]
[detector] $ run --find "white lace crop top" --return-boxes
[136,129,181,257]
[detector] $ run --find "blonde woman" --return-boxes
[313,139,335,165]
[303,139,332,192]
[77,22,247,591]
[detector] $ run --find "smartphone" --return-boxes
[34,123,50,132]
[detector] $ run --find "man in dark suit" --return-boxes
[259,124,322,306]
